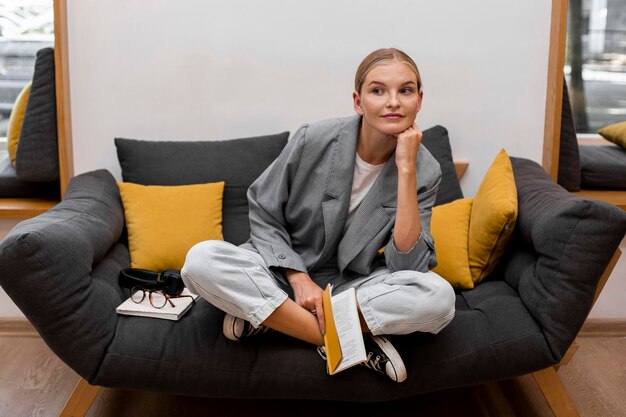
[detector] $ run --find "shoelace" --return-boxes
[318,347,385,372]
[318,344,389,375]
[361,351,385,373]
[317,346,327,360]
[242,324,271,338]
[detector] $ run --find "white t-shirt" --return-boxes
[347,152,386,222]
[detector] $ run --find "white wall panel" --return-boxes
[67,0,552,197]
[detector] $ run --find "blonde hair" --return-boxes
[354,48,422,93]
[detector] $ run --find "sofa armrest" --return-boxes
[0,169,125,380]
[503,158,626,362]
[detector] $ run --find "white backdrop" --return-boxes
[67,0,551,197]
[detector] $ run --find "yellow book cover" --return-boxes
[322,284,342,374]
[321,284,367,375]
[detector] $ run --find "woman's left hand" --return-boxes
[395,123,422,174]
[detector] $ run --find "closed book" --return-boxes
[116,288,198,321]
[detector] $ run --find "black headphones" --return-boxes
[119,268,185,296]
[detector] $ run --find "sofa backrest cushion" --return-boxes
[557,78,581,192]
[421,125,464,206]
[115,132,289,245]
[15,47,59,183]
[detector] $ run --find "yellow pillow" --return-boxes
[468,149,518,284]
[430,150,517,289]
[118,181,225,271]
[597,121,626,148]
[7,82,32,166]
[431,198,474,289]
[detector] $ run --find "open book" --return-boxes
[322,284,367,375]
[116,289,198,321]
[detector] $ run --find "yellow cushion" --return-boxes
[118,181,225,271]
[597,121,626,148]
[431,198,474,289]
[468,149,518,284]
[7,82,32,166]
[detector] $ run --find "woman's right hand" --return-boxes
[284,269,325,335]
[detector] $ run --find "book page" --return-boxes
[332,288,367,373]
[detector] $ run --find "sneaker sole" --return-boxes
[223,314,240,341]
[371,335,407,383]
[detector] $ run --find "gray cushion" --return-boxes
[15,47,59,182]
[421,125,464,205]
[0,150,58,198]
[115,132,289,245]
[579,145,626,189]
[558,78,581,191]
[505,157,626,359]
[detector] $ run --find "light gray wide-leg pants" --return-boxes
[181,240,456,336]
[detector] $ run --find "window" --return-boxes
[564,0,626,135]
[0,0,54,142]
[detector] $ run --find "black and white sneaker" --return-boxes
[361,335,407,383]
[316,335,407,383]
[222,313,272,341]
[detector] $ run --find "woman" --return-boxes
[181,48,456,383]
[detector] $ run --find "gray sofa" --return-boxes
[0,127,625,415]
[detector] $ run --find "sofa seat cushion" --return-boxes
[115,132,289,246]
[579,144,626,189]
[94,278,550,401]
[0,150,59,198]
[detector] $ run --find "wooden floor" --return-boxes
[0,334,624,417]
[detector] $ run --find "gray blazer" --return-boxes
[239,115,441,278]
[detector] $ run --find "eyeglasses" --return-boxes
[130,286,195,309]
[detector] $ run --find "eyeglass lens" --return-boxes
[130,287,169,309]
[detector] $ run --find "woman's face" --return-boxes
[353,61,422,137]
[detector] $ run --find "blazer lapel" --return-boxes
[323,116,361,198]
[337,151,398,274]
[313,116,360,270]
